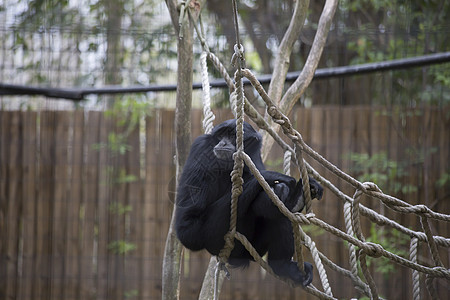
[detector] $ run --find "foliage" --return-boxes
[2,0,449,107]
[346,150,416,277]
[5,0,171,89]
[109,201,133,215]
[436,172,450,188]
[107,240,137,255]
[93,97,151,258]
[124,289,139,299]
[345,151,417,195]
[364,224,409,277]
[93,97,152,156]
[338,0,450,106]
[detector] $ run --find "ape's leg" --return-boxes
[201,179,267,255]
[246,171,299,219]
[266,218,313,286]
[199,170,299,222]
[249,185,291,219]
[201,195,233,255]
[175,205,209,251]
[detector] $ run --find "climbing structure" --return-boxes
[188,2,450,299]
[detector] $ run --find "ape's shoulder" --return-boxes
[190,133,216,150]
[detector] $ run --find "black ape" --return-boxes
[175,119,323,286]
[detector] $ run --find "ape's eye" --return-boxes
[274,180,280,184]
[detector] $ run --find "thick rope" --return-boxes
[303,233,333,297]
[299,216,450,278]
[234,231,336,300]
[359,251,378,300]
[178,0,193,39]
[352,185,380,299]
[344,201,359,282]
[315,246,371,297]
[283,150,292,176]
[191,14,450,298]
[294,144,314,214]
[420,216,444,268]
[292,223,306,274]
[218,11,246,264]
[200,51,215,134]
[425,275,438,300]
[227,65,450,297]
[410,237,420,300]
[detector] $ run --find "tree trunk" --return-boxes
[104,0,124,108]
[162,1,206,299]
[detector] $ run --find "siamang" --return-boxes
[175,119,323,286]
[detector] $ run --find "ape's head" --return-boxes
[211,120,262,161]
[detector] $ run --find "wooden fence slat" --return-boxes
[49,111,71,300]
[18,111,37,300]
[34,111,56,299]
[79,111,101,300]
[4,112,22,299]
[143,111,159,299]
[124,122,141,298]
[96,112,113,300]
[0,111,10,299]
[63,110,84,300]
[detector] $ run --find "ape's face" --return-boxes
[213,137,235,161]
[211,119,262,161]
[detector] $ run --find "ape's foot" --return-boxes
[270,260,313,287]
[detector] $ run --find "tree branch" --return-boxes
[162,1,206,300]
[261,0,338,160]
[280,0,338,113]
[267,0,310,105]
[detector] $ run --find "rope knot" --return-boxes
[414,204,429,214]
[288,133,300,142]
[231,44,245,68]
[361,182,382,193]
[232,150,244,163]
[294,212,315,225]
[365,242,384,258]
[268,106,279,117]
[431,266,450,278]
[305,212,316,219]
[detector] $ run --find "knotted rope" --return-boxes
[200,51,215,134]
[188,3,450,299]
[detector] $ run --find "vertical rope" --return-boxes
[283,150,292,176]
[231,0,242,55]
[410,237,420,300]
[420,216,444,267]
[352,185,379,299]
[303,233,333,297]
[351,188,365,242]
[200,51,215,134]
[344,201,359,279]
[229,91,237,118]
[425,275,438,300]
[218,0,246,264]
[294,145,313,214]
[292,223,305,273]
[359,251,378,300]
[188,4,450,300]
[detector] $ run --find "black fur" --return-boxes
[175,119,322,286]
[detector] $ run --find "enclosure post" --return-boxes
[162,1,205,300]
